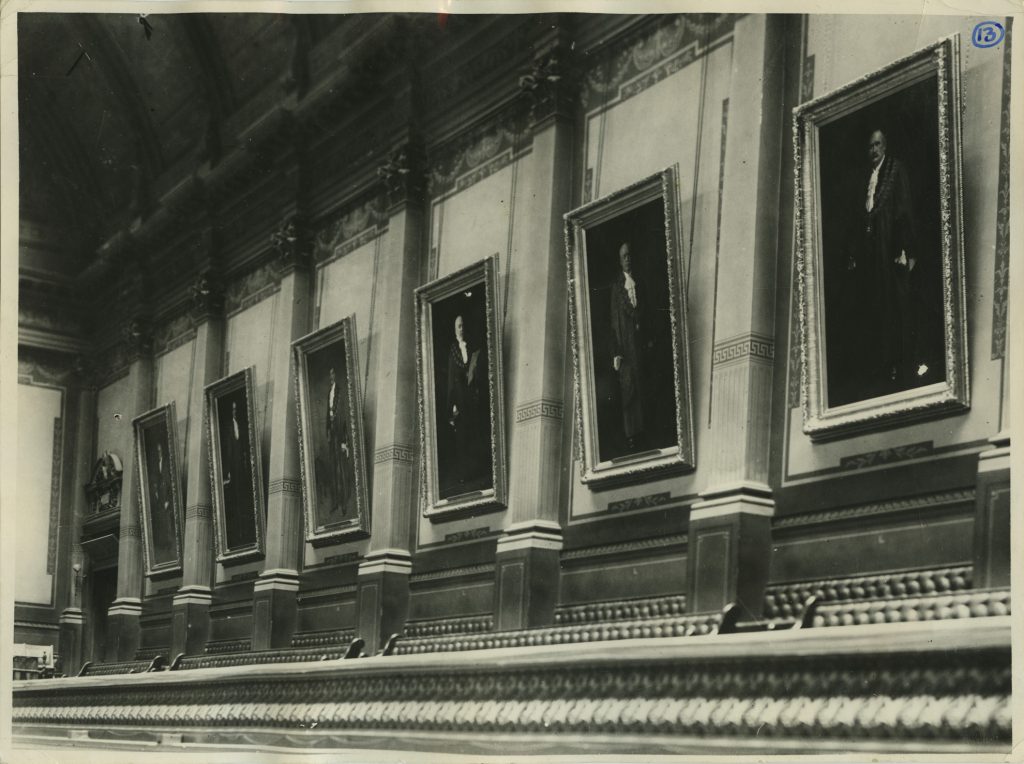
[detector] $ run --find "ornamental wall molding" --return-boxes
[773,488,974,531]
[562,533,688,562]
[712,333,775,368]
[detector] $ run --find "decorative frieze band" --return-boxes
[374,443,415,464]
[314,197,388,266]
[443,527,494,544]
[712,333,775,367]
[514,398,564,424]
[268,478,302,497]
[606,491,674,514]
[185,504,213,520]
[18,356,74,387]
[119,525,142,539]
[224,261,282,317]
[152,313,197,357]
[838,441,933,471]
[428,107,531,199]
[582,15,737,110]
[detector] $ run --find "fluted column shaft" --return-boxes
[492,47,575,631]
[252,262,312,649]
[107,354,154,660]
[356,144,425,652]
[687,14,785,618]
[172,313,225,655]
[59,386,96,674]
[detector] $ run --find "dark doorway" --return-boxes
[87,566,118,663]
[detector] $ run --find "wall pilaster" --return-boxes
[492,39,575,629]
[356,139,424,651]
[688,14,785,618]
[252,223,313,650]
[171,271,225,656]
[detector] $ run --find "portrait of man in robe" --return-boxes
[206,368,266,561]
[216,388,258,551]
[133,404,183,574]
[584,198,678,462]
[817,75,945,408]
[308,345,356,522]
[293,317,371,543]
[430,286,493,500]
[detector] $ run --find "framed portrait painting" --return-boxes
[415,255,506,520]
[794,35,968,439]
[292,316,370,545]
[132,404,184,577]
[565,166,695,485]
[205,367,266,563]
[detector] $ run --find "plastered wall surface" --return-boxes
[15,383,61,605]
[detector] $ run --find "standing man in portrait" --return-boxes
[446,313,489,494]
[610,241,654,453]
[325,366,352,516]
[849,128,926,397]
[219,396,256,549]
[146,438,175,563]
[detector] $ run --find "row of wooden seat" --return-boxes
[66,582,1009,677]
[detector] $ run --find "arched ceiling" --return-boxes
[18,12,342,277]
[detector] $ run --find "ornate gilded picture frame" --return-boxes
[133,403,184,577]
[415,255,506,520]
[794,35,968,440]
[565,166,695,485]
[205,367,266,563]
[293,316,370,545]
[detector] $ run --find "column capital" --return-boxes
[189,269,225,327]
[71,354,101,390]
[270,216,313,276]
[121,316,154,364]
[518,38,577,129]
[377,141,426,213]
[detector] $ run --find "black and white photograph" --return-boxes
[293,316,370,543]
[566,166,695,484]
[132,404,184,576]
[416,255,506,518]
[795,35,969,438]
[205,368,265,562]
[3,7,1015,762]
